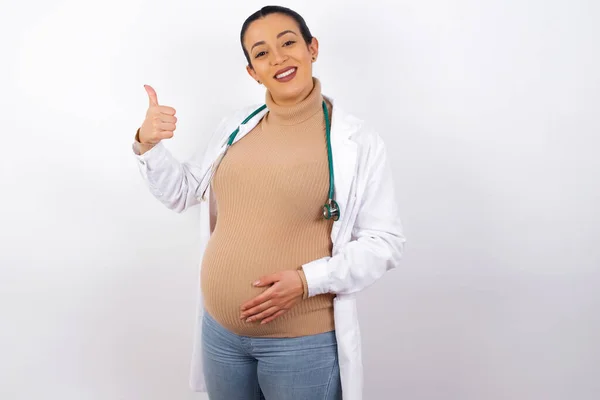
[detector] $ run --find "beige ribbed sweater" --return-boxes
[200,78,335,337]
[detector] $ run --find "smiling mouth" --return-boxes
[274,67,297,81]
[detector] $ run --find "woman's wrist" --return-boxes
[296,267,309,300]
[135,127,152,145]
[135,127,156,154]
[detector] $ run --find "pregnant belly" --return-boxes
[201,259,269,330]
[199,220,335,337]
[199,233,297,335]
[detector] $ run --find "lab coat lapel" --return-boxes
[212,107,269,160]
[229,108,268,146]
[327,99,359,243]
[197,107,268,200]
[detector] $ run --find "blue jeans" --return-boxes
[201,311,342,400]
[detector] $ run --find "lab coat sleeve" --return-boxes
[301,133,406,296]
[131,118,227,213]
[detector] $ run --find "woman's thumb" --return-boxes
[144,84,159,107]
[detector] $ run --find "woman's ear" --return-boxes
[309,37,319,61]
[246,64,259,82]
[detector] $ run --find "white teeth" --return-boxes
[276,68,296,79]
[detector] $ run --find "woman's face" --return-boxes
[244,13,319,106]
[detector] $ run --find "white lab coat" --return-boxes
[132,95,405,400]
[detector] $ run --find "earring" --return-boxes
[257,80,261,84]
[312,57,316,61]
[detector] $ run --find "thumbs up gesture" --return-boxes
[138,85,178,146]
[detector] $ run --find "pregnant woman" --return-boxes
[132,5,405,400]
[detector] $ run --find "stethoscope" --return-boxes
[198,100,340,221]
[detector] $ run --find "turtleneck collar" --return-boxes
[265,78,323,126]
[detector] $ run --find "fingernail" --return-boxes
[246,318,252,322]
[253,280,260,286]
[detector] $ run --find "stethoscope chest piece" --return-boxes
[323,199,340,221]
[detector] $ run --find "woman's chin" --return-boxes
[270,80,312,104]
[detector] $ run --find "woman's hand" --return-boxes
[137,85,178,146]
[240,270,304,325]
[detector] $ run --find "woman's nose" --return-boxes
[270,48,288,65]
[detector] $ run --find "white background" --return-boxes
[1,0,599,399]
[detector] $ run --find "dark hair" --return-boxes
[240,6,313,68]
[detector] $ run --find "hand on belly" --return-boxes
[239,269,304,325]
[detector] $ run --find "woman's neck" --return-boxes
[265,77,323,126]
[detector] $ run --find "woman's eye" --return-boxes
[255,51,266,58]
[283,40,296,47]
